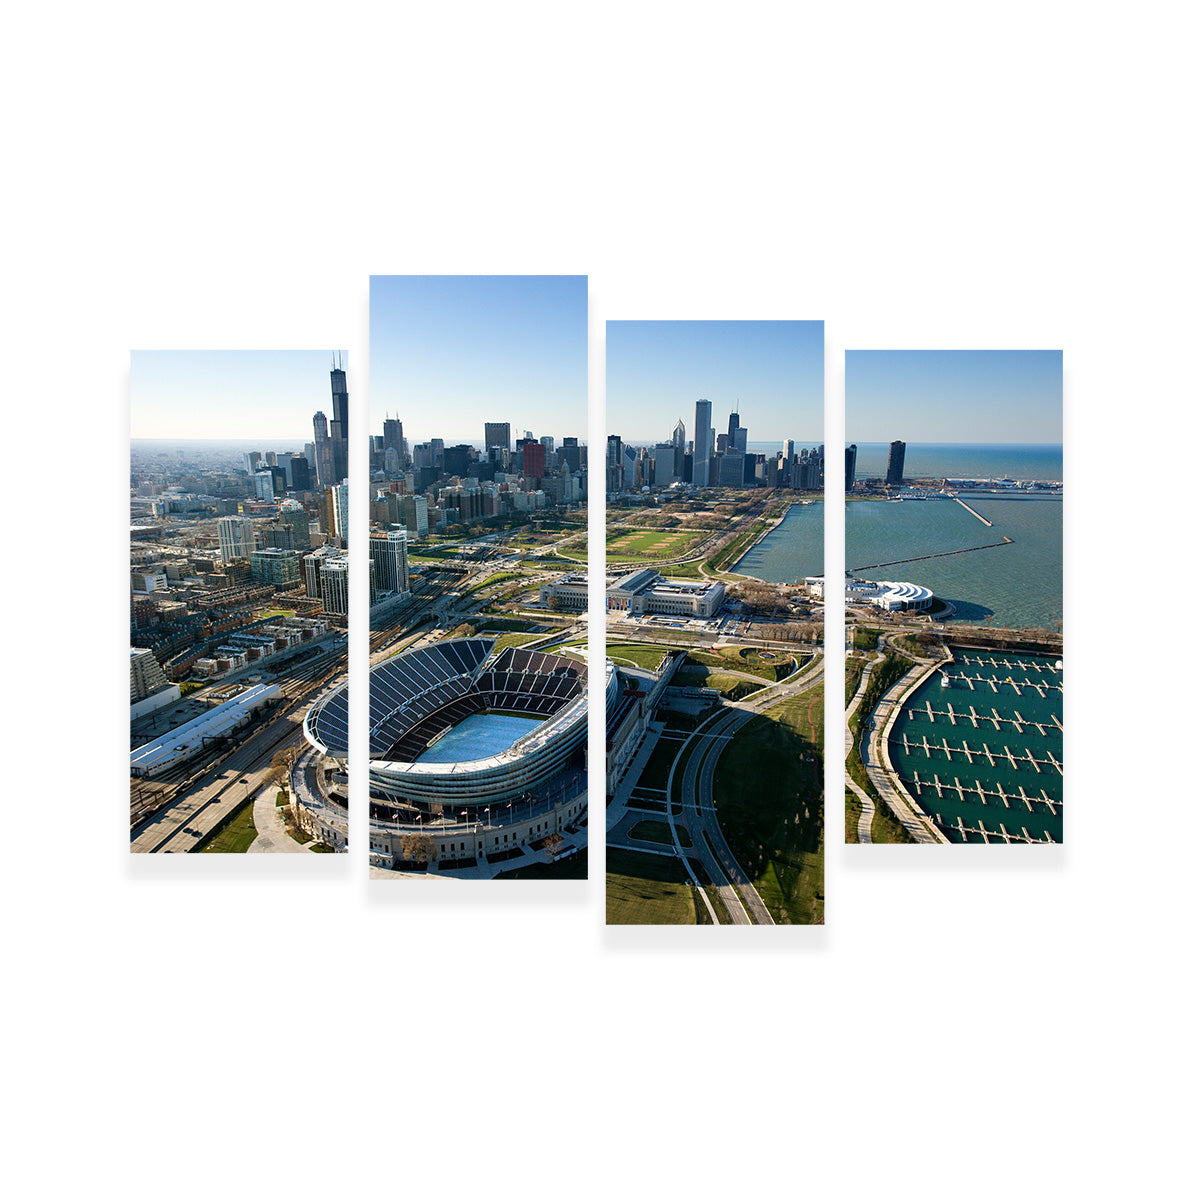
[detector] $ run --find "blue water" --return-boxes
[847,443,1062,483]
[416,712,544,764]
[845,498,1062,628]
[735,502,824,582]
[737,490,1063,628]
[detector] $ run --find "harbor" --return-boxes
[886,650,1063,843]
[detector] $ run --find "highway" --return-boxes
[130,655,347,854]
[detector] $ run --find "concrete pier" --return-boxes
[953,496,993,526]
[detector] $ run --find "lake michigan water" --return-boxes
[735,445,1063,629]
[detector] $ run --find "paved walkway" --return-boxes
[248,788,315,853]
[861,661,951,844]
[844,651,879,844]
[607,722,667,831]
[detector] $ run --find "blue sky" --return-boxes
[131,349,346,441]
[606,320,824,445]
[370,275,587,446]
[846,349,1063,442]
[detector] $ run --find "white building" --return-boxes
[217,515,257,563]
[605,567,725,618]
[369,527,410,595]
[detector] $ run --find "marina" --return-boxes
[887,650,1063,843]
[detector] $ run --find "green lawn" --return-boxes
[607,527,708,560]
[845,788,862,843]
[605,642,679,671]
[632,734,683,792]
[870,800,916,844]
[628,819,692,849]
[606,848,703,925]
[674,665,763,700]
[711,687,825,924]
[845,656,866,707]
[498,847,588,879]
[487,631,544,653]
[196,798,258,853]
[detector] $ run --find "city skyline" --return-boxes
[846,349,1063,442]
[606,320,824,443]
[130,350,348,441]
[370,275,587,444]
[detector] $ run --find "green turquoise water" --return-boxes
[739,496,1062,629]
[887,650,1063,843]
[847,497,1062,628]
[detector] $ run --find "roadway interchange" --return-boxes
[609,646,824,924]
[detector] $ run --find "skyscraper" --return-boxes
[313,410,336,489]
[217,515,257,564]
[329,361,350,483]
[672,418,686,478]
[369,527,410,595]
[383,416,404,461]
[522,440,547,479]
[332,481,350,544]
[606,434,623,493]
[886,440,906,486]
[693,399,713,487]
[484,422,511,453]
[845,444,858,491]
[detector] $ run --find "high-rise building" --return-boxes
[484,422,511,453]
[383,416,404,457]
[653,442,677,486]
[443,444,473,477]
[251,548,302,587]
[400,493,429,539]
[313,411,336,488]
[886,440,906,486]
[522,440,547,479]
[693,399,713,487]
[262,522,295,551]
[719,452,745,486]
[303,545,339,598]
[252,471,276,502]
[285,454,312,491]
[217,515,257,563]
[244,451,262,474]
[279,501,310,549]
[329,361,350,483]
[606,434,623,493]
[130,647,172,703]
[845,444,857,491]
[332,482,350,543]
[319,557,350,616]
[369,527,410,595]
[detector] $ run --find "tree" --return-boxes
[269,746,295,789]
[399,833,436,864]
[544,832,564,860]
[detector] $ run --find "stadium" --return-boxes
[303,636,601,873]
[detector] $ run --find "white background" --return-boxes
[4,3,1194,1197]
